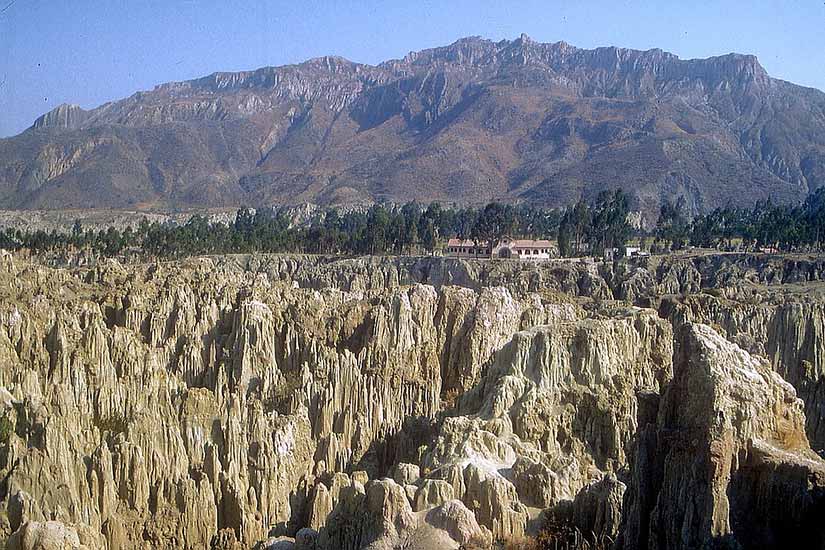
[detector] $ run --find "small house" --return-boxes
[446,237,555,260]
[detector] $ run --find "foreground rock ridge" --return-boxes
[2,34,825,215]
[1,251,825,549]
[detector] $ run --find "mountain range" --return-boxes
[2,34,825,219]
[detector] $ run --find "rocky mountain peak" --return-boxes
[393,35,498,68]
[7,35,825,214]
[302,55,360,72]
[711,52,769,82]
[31,103,89,131]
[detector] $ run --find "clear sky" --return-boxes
[1,0,823,137]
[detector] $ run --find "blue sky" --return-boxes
[1,0,823,137]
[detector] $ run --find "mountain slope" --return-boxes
[3,34,825,217]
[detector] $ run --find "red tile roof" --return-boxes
[508,239,553,248]
[447,238,478,246]
[446,238,552,248]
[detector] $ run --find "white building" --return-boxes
[604,245,649,261]
[446,237,555,260]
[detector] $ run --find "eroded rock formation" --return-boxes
[0,251,823,548]
[621,323,825,549]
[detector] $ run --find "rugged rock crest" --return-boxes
[622,323,825,549]
[2,35,824,213]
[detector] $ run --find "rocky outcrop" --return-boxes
[230,251,825,301]
[414,307,672,539]
[662,287,825,450]
[316,478,491,550]
[0,254,586,548]
[621,323,825,549]
[1,252,825,548]
[31,104,90,131]
[6,520,104,550]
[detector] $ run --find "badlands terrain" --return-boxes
[0,251,824,548]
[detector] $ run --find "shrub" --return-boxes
[0,415,12,446]
[265,369,303,414]
[441,387,461,410]
[94,412,129,437]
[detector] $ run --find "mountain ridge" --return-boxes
[3,34,825,218]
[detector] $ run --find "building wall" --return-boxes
[445,245,490,259]
[511,249,551,260]
[445,244,553,260]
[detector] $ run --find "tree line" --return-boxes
[3,188,825,261]
[656,188,825,253]
[0,202,563,260]
[557,190,632,257]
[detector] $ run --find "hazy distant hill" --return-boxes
[3,34,825,218]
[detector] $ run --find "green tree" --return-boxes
[558,213,573,257]
[804,187,825,250]
[400,202,421,253]
[657,197,689,251]
[471,202,516,254]
[588,190,630,255]
[419,203,443,253]
[71,219,84,246]
[366,205,390,254]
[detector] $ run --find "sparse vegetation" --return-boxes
[498,535,543,550]
[441,387,461,410]
[0,415,13,446]
[536,517,612,550]
[265,369,304,414]
[496,529,611,550]
[493,513,614,550]
[93,412,129,437]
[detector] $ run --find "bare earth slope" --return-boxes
[2,35,825,216]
